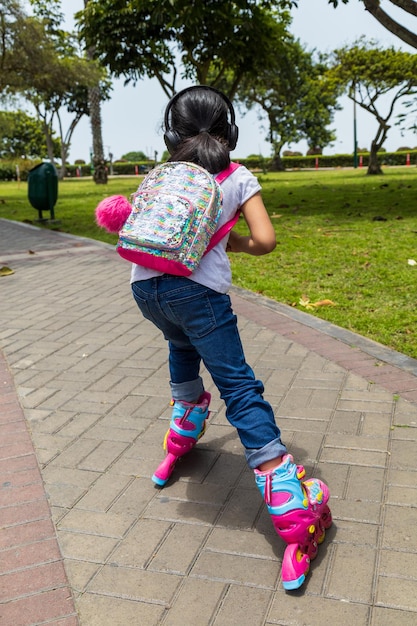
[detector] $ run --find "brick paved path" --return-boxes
[1,219,417,626]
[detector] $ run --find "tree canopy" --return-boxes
[0,109,60,159]
[237,41,340,168]
[75,0,295,99]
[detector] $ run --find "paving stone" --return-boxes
[376,576,417,612]
[382,505,417,551]
[74,473,133,512]
[78,440,129,472]
[326,543,377,603]
[58,509,136,539]
[0,587,78,626]
[161,578,225,626]
[87,564,181,604]
[63,559,100,593]
[58,530,119,564]
[148,522,210,574]
[371,607,417,625]
[206,527,280,560]
[145,496,222,526]
[76,593,165,626]
[267,592,371,625]
[190,550,279,588]
[213,585,273,626]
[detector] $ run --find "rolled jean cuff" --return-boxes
[170,377,205,403]
[245,438,288,469]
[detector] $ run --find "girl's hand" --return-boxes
[226,230,242,253]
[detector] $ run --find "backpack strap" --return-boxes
[206,162,241,252]
[214,161,241,184]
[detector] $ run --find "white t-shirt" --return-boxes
[130,164,261,294]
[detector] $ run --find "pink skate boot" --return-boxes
[152,391,211,487]
[255,454,332,590]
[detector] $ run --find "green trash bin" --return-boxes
[28,162,58,220]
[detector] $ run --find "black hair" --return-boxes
[166,88,232,174]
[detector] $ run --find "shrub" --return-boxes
[0,159,41,181]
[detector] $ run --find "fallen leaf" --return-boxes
[299,296,336,310]
[313,299,336,307]
[299,296,316,310]
[408,259,416,266]
[0,266,14,276]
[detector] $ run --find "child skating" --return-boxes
[96,85,332,590]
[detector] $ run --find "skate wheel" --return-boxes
[309,541,318,560]
[321,505,333,529]
[296,548,309,565]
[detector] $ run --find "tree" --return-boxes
[76,1,295,100]
[236,40,340,169]
[7,6,107,178]
[28,0,110,183]
[328,0,417,50]
[328,39,417,174]
[28,0,110,182]
[0,109,60,158]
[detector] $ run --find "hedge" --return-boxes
[1,151,416,181]
[98,152,416,172]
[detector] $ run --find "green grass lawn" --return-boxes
[1,167,417,358]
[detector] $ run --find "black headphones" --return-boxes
[164,85,239,153]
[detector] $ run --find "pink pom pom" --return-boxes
[95,195,132,233]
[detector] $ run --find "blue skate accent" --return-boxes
[255,456,309,517]
[169,400,209,439]
[282,573,306,591]
[152,473,167,487]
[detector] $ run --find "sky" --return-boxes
[53,0,417,162]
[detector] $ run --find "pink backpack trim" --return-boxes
[206,162,241,253]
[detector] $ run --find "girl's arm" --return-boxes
[226,192,276,256]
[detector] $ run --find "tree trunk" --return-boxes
[84,0,107,185]
[89,84,107,184]
[269,138,285,172]
[59,142,69,180]
[367,140,383,175]
[42,119,56,165]
[270,152,285,171]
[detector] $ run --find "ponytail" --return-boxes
[169,132,230,174]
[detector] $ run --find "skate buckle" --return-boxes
[296,466,306,480]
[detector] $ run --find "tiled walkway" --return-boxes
[1,218,417,626]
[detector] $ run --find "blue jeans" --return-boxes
[131,276,286,468]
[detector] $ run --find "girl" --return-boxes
[130,85,332,590]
